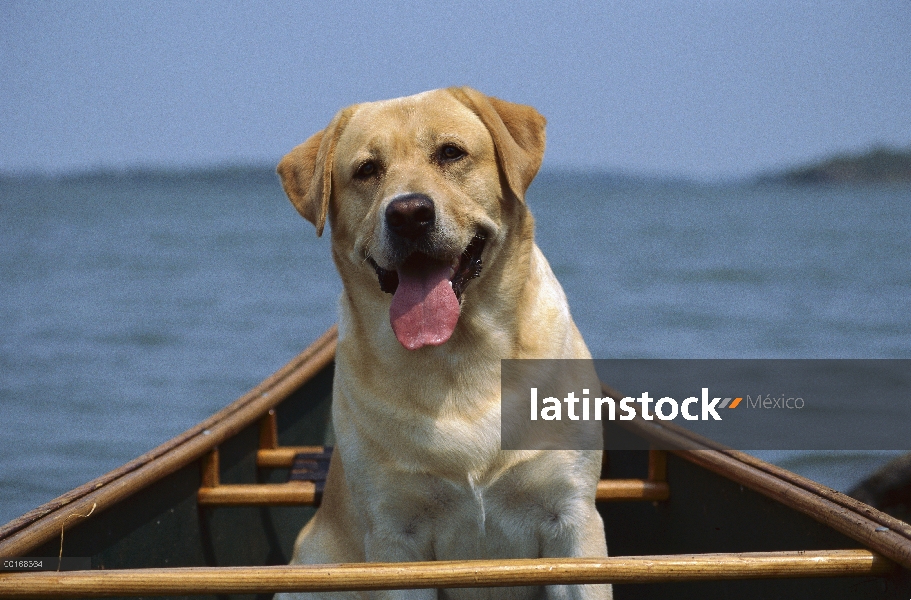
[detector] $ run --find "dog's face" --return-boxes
[278,88,546,350]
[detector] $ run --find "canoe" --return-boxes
[1,326,909,599]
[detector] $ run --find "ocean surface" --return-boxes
[1,168,910,526]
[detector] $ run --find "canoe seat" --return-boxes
[288,448,333,503]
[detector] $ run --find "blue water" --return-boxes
[1,169,910,526]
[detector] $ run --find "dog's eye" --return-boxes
[438,144,466,162]
[355,160,378,180]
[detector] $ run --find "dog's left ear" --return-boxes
[277,108,353,237]
[449,87,546,201]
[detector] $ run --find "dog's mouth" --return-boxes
[366,234,487,350]
[367,234,486,301]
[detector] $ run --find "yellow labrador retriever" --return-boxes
[275,87,609,600]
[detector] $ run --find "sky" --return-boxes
[2,1,910,181]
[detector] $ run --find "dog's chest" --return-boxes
[377,467,547,560]
[353,446,595,561]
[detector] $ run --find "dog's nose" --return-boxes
[385,194,435,240]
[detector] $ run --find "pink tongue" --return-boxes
[389,259,460,350]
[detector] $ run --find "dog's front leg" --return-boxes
[539,505,612,600]
[364,529,438,600]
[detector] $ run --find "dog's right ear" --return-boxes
[277,109,352,237]
[448,87,546,202]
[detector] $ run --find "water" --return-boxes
[1,169,909,526]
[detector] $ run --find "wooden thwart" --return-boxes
[0,550,894,598]
[198,443,670,506]
[197,479,668,506]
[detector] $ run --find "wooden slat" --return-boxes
[596,479,669,502]
[258,409,279,450]
[648,449,667,481]
[198,482,319,506]
[0,550,894,598]
[256,446,327,468]
[0,327,338,558]
[196,479,668,507]
[199,449,219,488]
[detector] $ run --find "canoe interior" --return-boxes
[12,358,911,599]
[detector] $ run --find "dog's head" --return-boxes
[278,87,546,350]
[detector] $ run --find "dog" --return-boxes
[275,87,609,600]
